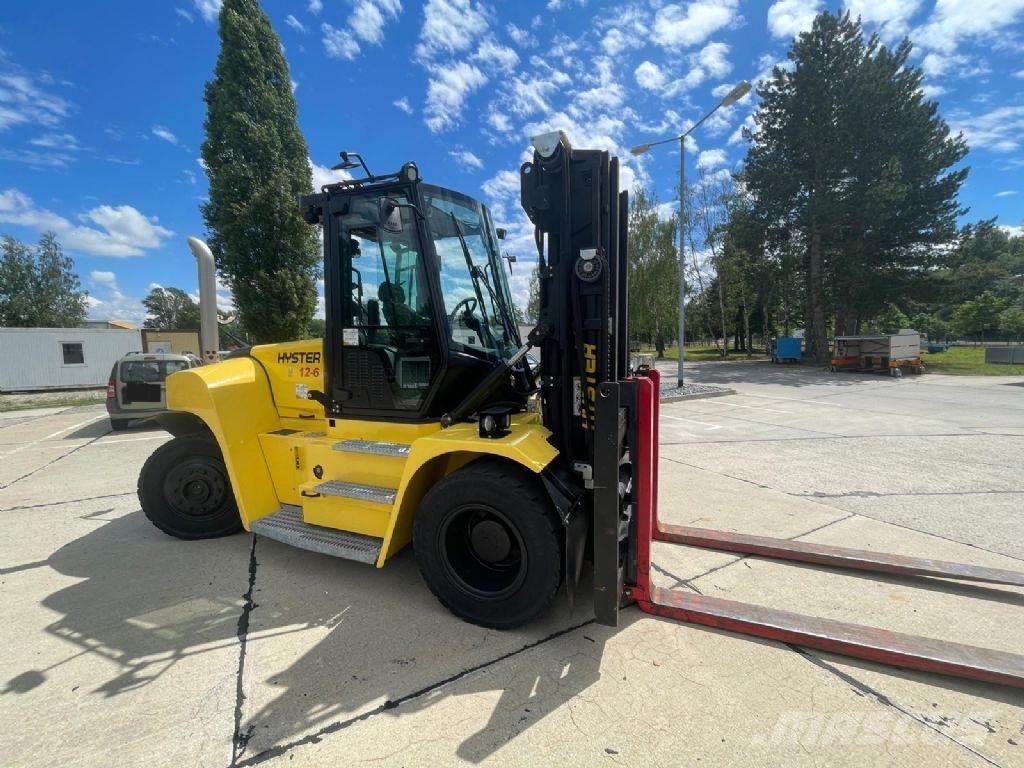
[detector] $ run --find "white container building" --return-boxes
[0,327,143,392]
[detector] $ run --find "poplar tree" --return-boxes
[201,0,319,343]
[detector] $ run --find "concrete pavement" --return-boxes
[1,364,1022,767]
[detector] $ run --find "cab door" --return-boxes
[324,191,443,417]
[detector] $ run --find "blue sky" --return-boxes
[1,0,1022,324]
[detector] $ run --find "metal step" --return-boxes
[250,505,381,564]
[332,439,411,457]
[314,480,396,505]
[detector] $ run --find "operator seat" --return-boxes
[378,282,421,327]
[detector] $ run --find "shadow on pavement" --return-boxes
[7,508,606,764]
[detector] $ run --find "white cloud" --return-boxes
[697,148,727,168]
[322,24,360,59]
[0,188,173,257]
[653,0,740,48]
[474,39,519,72]
[767,0,822,39]
[507,23,536,48]
[697,41,731,79]
[90,270,117,287]
[449,149,484,169]
[393,96,413,114]
[844,0,920,41]
[914,0,1024,53]
[0,72,70,132]
[176,8,194,23]
[415,0,490,61]
[481,169,520,202]
[285,15,307,34]
[1001,224,1024,238]
[921,83,946,99]
[152,125,179,145]
[995,190,1017,197]
[487,106,512,132]
[350,0,402,45]
[193,0,221,24]
[308,0,322,13]
[29,132,78,150]
[424,61,487,132]
[309,157,351,189]
[635,61,667,91]
[951,105,1024,153]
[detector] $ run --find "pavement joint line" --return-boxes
[0,491,135,512]
[789,645,1004,768]
[231,536,260,767]
[661,454,1024,565]
[235,616,597,767]
[0,427,113,490]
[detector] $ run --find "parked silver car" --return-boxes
[106,352,202,430]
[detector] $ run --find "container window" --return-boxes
[61,342,85,365]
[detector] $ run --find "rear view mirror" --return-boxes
[496,227,507,240]
[380,198,403,233]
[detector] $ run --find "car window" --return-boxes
[121,360,187,382]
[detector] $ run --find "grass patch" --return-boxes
[639,345,768,362]
[0,392,106,412]
[922,346,1024,376]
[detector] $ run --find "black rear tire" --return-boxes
[110,419,131,431]
[138,434,242,540]
[413,458,563,629]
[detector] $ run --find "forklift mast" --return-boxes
[520,131,629,466]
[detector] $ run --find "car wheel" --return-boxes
[110,419,131,431]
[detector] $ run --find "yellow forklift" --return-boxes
[141,133,1024,686]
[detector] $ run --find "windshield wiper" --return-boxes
[449,212,493,333]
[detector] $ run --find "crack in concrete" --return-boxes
[230,536,259,767]
[790,645,1004,768]
[801,489,1024,499]
[234,617,596,767]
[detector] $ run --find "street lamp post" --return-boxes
[631,80,751,387]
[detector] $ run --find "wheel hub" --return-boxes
[439,505,527,601]
[470,519,512,563]
[164,460,227,517]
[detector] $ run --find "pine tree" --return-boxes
[743,12,968,358]
[201,0,319,343]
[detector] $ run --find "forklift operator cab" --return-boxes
[318,167,523,417]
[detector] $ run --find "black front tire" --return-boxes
[138,434,242,540]
[413,458,563,629]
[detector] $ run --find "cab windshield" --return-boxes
[422,185,519,361]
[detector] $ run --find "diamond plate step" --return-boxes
[314,480,397,505]
[250,505,381,564]
[332,439,411,457]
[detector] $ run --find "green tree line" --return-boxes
[628,11,1024,361]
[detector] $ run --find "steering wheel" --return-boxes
[449,296,478,323]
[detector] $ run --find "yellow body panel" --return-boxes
[165,339,557,567]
